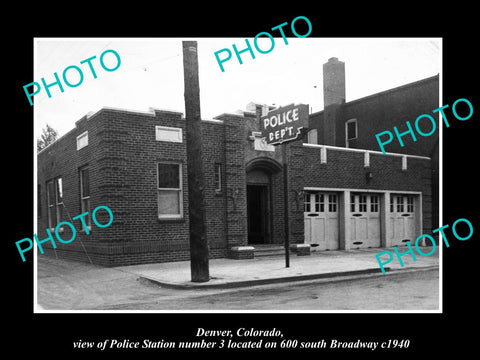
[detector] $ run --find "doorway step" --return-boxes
[253,245,285,258]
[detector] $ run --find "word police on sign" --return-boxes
[260,103,309,145]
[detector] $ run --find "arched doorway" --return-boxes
[245,158,282,245]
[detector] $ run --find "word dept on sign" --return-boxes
[260,103,309,145]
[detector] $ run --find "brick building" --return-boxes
[36,57,439,266]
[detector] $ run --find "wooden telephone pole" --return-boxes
[182,41,209,282]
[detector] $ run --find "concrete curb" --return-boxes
[139,266,393,290]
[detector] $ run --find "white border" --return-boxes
[33,37,442,314]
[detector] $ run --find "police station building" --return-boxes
[37,57,439,266]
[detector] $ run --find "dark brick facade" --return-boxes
[37,108,231,266]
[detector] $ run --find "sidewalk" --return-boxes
[115,247,440,289]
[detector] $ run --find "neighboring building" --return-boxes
[36,57,439,266]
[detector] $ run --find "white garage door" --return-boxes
[350,193,381,249]
[304,192,339,250]
[389,194,417,246]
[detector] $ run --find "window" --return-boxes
[350,194,356,212]
[345,119,357,147]
[77,131,88,150]
[55,177,63,225]
[320,146,327,164]
[328,194,337,212]
[402,156,408,170]
[346,120,357,139]
[390,194,394,212]
[79,167,91,228]
[214,163,222,192]
[396,196,404,213]
[304,193,311,212]
[314,193,324,212]
[46,178,63,229]
[359,195,367,212]
[46,180,55,228]
[157,163,183,219]
[370,195,379,212]
[407,196,414,213]
[155,126,183,143]
[305,193,325,212]
[364,151,370,167]
[307,129,318,144]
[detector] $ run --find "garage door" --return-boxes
[389,194,417,246]
[350,193,381,249]
[304,192,339,250]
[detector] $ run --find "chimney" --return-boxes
[323,57,345,107]
[322,57,345,146]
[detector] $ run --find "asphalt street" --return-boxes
[37,256,439,311]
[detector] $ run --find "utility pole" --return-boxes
[182,41,209,282]
[283,144,290,268]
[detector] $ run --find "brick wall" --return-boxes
[213,113,248,250]
[37,111,107,263]
[341,76,439,157]
[201,120,228,254]
[37,108,231,266]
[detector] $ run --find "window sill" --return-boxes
[157,217,185,223]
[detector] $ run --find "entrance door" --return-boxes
[304,192,339,250]
[350,193,381,248]
[247,184,270,244]
[389,194,417,246]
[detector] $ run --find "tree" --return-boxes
[37,124,58,152]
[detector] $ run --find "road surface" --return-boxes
[37,257,439,311]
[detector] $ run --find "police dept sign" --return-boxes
[260,103,309,145]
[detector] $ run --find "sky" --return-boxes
[34,37,441,138]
